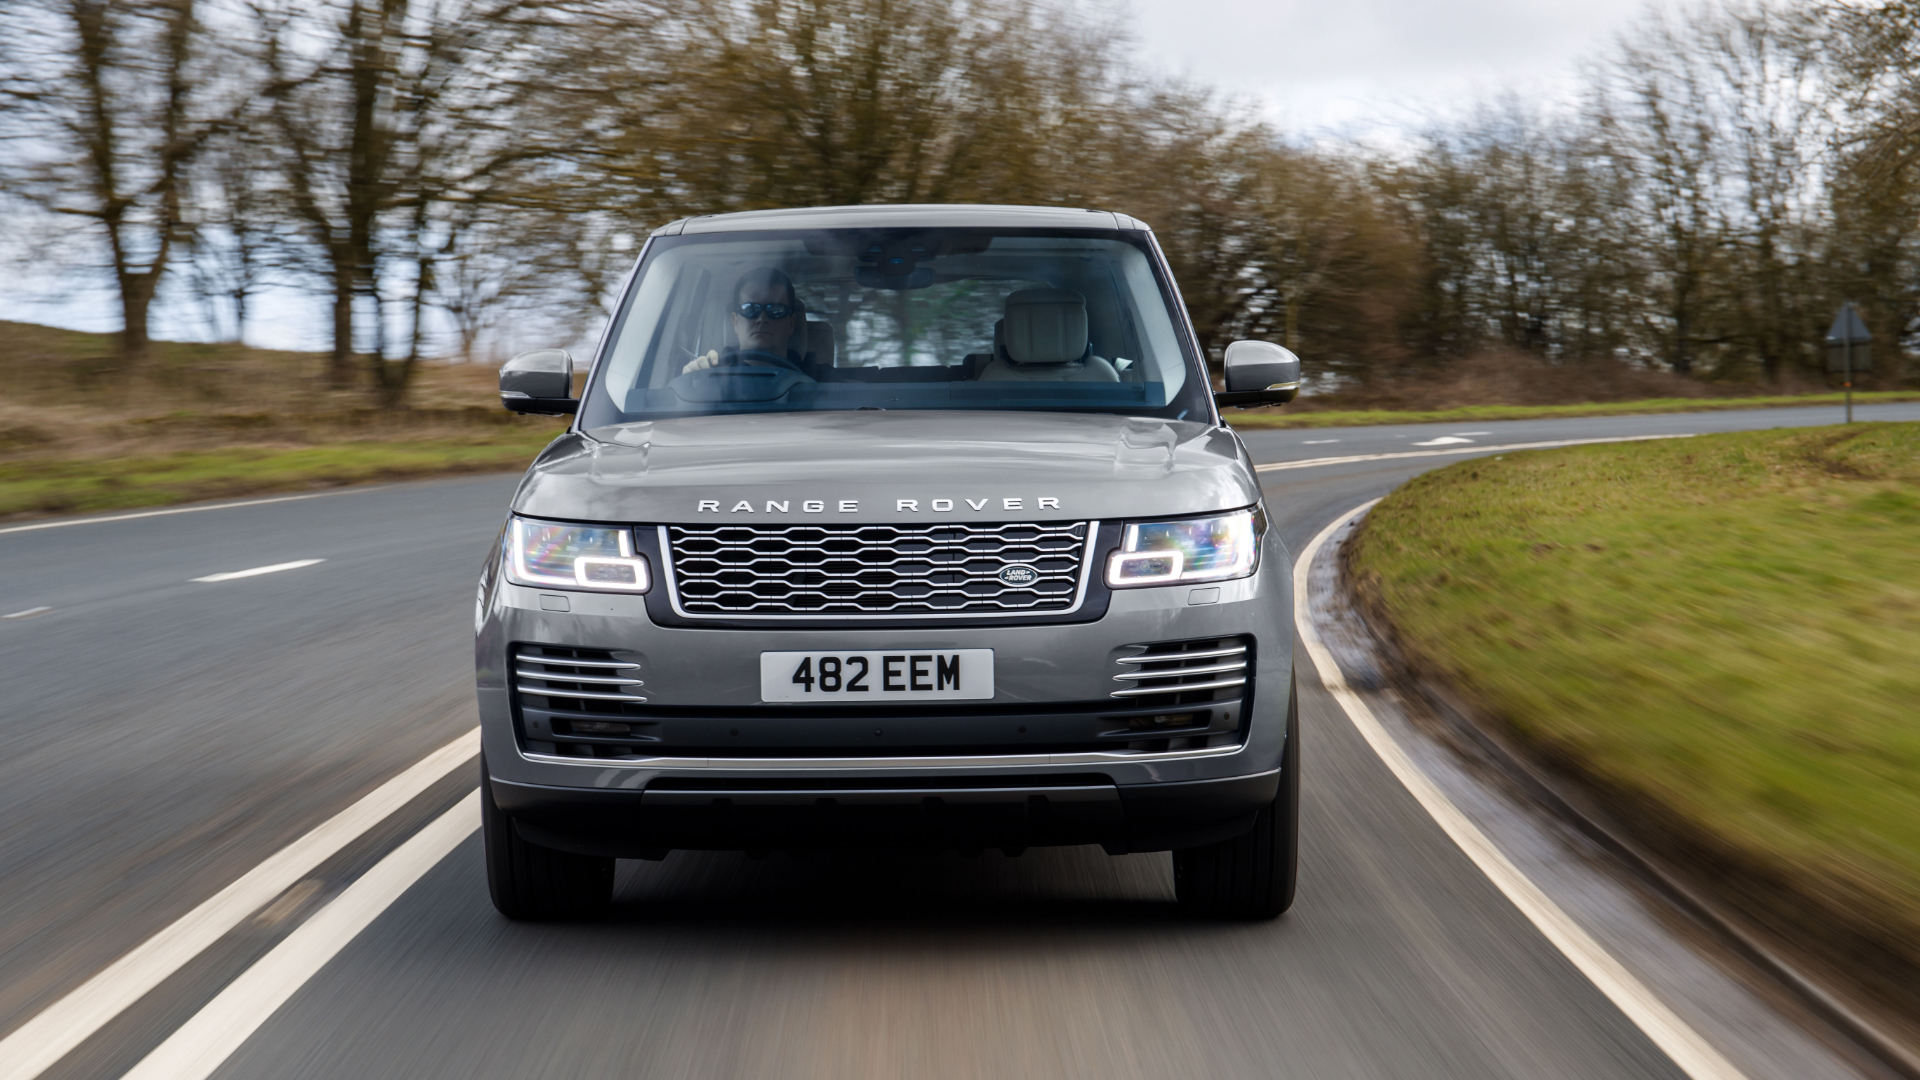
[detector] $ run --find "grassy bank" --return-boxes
[0,320,569,521]
[1226,390,1920,429]
[0,434,562,519]
[1347,423,1920,1009]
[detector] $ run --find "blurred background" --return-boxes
[1,0,1918,517]
[1,0,1916,406]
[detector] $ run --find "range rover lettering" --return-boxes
[476,204,1304,920]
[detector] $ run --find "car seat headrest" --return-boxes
[1002,288,1088,365]
[804,316,835,367]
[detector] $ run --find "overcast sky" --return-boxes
[1125,0,1663,142]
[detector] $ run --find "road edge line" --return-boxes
[0,729,479,1080]
[119,793,481,1080]
[1293,502,1750,1080]
[1256,432,1693,472]
[0,492,359,536]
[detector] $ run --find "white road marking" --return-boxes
[0,730,479,1080]
[1301,438,1340,445]
[1413,435,1477,446]
[119,794,480,1080]
[191,559,325,583]
[1257,433,1693,472]
[0,491,357,536]
[3,606,52,619]
[1294,505,1750,1080]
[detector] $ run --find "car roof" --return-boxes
[653,204,1151,236]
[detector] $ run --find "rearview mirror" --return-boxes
[500,349,577,415]
[1214,341,1301,408]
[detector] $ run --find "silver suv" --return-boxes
[476,205,1302,920]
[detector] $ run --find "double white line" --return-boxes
[0,732,479,1080]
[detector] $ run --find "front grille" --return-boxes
[1111,637,1250,704]
[664,521,1092,617]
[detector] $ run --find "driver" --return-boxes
[681,267,810,374]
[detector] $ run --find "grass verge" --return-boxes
[0,433,561,520]
[1226,391,1920,428]
[1347,422,1920,1014]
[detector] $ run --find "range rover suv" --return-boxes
[477,204,1303,920]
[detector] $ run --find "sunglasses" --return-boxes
[733,302,794,320]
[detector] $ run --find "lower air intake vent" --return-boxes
[511,644,651,759]
[1111,637,1250,707]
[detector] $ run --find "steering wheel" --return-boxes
[719,348,804,373]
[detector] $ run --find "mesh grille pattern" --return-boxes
[666,521,1090,616]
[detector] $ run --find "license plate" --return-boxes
[759,649,994,702]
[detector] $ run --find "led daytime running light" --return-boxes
[1108,549,1184,585]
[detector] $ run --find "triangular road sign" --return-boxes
[1825,303,1871,345]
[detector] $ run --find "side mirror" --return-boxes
[499,349,577,415]
[1214,340,1301,408]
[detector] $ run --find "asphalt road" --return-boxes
[3,402,1915,1080]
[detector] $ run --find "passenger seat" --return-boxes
[977,288,1119,382]
[802,316,836,377]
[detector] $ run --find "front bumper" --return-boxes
[493,769,1281,856]
[475,528,1293,852]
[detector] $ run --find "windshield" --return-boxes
[578,227,1209,428]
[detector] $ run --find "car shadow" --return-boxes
[594,844,1208,933]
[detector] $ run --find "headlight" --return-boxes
[504,517,651,593]
[1107,507,1263,588]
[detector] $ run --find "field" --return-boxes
[0,321,568,519]
[1347,423,1920,1012]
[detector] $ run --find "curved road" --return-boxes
[2,402,1914,1080]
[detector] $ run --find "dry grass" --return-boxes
[0,319,555,455]
[0,320,567,519]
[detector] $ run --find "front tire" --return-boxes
[1173,673,1299,918]
[482,755,614,920]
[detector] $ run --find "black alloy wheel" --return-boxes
[1172,672,1300,918]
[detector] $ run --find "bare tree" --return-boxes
[542,0,1127,219]
[0,0,231,369]
[251,0,551,402]
[1391,99,1648,364]
[1828,0,1920,376]
[179,124,280,341]
[1830,0,1920,183]
[1705,2,1832,383]
[1092,89,1416,384]
[7,0,1909,397]
[1595,8,1734,377]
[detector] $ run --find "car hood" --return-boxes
[511,411,1258,524]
